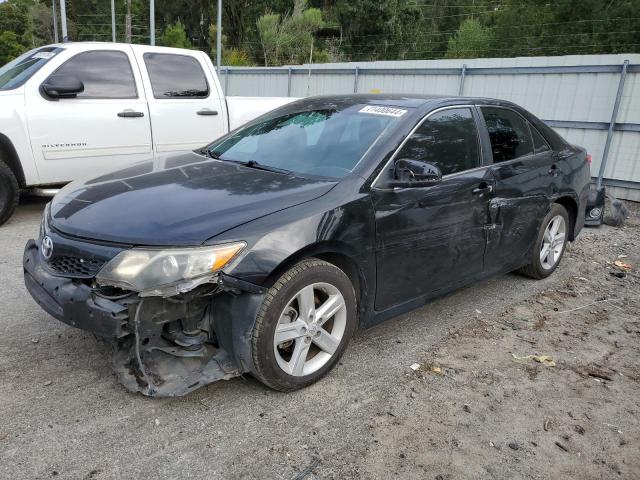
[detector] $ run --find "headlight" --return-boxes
[96,242,245,294]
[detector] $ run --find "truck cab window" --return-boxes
[143,53,209,99]
[395,107,480,176]
[50,50,137,99]
[481,107,534,162]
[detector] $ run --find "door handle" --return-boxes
[472,183,493,195]
[117,110,144,118]
[197,109,218,116]
[548,164,560,176]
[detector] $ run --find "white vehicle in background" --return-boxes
[0,42,295,225]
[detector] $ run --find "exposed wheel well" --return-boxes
[0,134,26,188]
[264,247,367,321]
[554,196,578,241]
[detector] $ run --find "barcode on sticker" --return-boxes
[359,105,407,117]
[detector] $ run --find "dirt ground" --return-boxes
[1,198,639,480]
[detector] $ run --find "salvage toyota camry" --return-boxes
[24,95,591,396]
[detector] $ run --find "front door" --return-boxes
[372,107,493,311]
[25,47,153,184]
[132,47,228,156]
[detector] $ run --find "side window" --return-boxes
[143,53,209,99]
[481,107,533,162]
[530,124,551,153]
[51,51,137,98]
[396,107,480,176]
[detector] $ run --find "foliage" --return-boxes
[257,0,325,66]
[159,20,192,49]
[0,1,32,64]
[0,31,27,65]
[446,19,495,59]
[224,48,254,66]
[1,0,640,67]
[209,24,254,66]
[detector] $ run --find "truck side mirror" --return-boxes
[41,75,84,99]
[388,159,443,188]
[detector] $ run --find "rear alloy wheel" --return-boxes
[540,214,566,270]
[251,259,357,391]
[519,203,569,279]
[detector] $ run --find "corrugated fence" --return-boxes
[220,54,640,201]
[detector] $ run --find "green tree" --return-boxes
[0,31,26,65]
[209,24,254,66]
[445,18,494,58]
[0,1,32,65]
[257,0,325,66]
[159,20,192,49]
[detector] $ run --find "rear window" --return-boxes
[0,47,64,90]
[143,53,209,98]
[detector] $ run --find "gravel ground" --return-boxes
[0,197,638,480]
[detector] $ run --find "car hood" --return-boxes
[49,153,337,245]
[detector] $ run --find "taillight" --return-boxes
[586,153,592,165]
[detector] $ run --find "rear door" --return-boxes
[372,106,494,311]
[132,47,227,155]
[479,106,554,274]
[25,46,153,183]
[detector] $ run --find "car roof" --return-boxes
[296,93,521,110]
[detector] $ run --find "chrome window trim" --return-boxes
[371,104,481,188]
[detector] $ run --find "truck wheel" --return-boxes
[0,159,19,226]
[518,203,569,279]
[251,258,357,392]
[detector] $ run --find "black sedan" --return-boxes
[24,95,591,396]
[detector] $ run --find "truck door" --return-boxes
[25,46,153,184]
[132,47,228,157]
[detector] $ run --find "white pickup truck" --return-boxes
[0,42,295,225]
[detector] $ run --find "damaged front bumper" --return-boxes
[23,239,265,397]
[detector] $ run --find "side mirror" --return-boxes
[41,75,84,99]
[389,159,443,188]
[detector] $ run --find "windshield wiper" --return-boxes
[202,148,220,159]
[240,160,292,175]
[203,152,292,175]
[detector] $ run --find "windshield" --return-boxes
[0,47,64,91]
[207,104,408,179]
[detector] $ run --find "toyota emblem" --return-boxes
[41,236,54,260]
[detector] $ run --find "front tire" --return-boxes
[519,203,569,279]
[0,159,19,226]
[251,258,357,392]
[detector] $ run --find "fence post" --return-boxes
[597,60,629,190]
[458,64,467,96]
[287,67,292,97]
[353,66,359,93]
[224,68,229,94]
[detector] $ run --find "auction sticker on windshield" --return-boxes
[359,105,407,117]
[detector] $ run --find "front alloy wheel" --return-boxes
[273,282,347,376]
[251,258,357,391]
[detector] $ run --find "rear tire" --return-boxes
[0,158,19,226]
[519,203,569,279]
[251,258,357,392]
